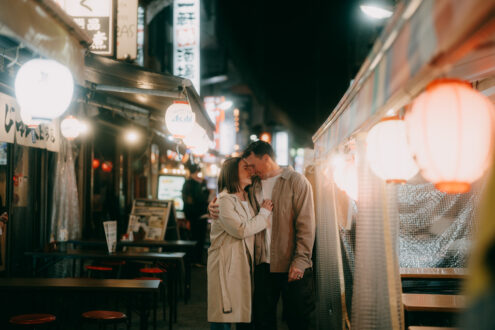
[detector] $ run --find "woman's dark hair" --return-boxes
[218,157,241,193]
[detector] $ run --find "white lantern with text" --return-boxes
[60,116,81,140]
[366,116,419,183]
[406,79,495,194]
[165,101,195,138]
[15,59,74,127]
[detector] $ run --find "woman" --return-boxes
[208,157,273,330]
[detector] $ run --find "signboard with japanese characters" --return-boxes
[117,0,138,60]
[54,0,115,56]
[0,93,61,152]
[173,0,200,93]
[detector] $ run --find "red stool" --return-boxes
[85,265,113,278]
[9,313,56,329]
[81,310,127,330]
[139,267,166,275]
[101,260,126,278]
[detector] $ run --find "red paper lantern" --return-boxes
[406,79,495,194]
[92,159,100,169]
[101,161,113,173]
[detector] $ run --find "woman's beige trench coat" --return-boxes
[207,191,270,323]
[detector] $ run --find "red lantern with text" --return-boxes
[406,79,495,194]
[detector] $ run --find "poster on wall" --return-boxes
[127,199,177,240]
[54,0,115,56]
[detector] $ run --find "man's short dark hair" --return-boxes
[241,140,275,160]
[218,157,241,193]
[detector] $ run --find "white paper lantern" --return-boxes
[333,157,358,201]
[165,101,195,138]
[406,79,495,194]
[184,123,210,155]
[60,116,81,140]
[15,59,74,126]
[366,117,419,183]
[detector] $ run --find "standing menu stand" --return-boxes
[127,199,180,241]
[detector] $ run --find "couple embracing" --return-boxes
[207,141,316,330]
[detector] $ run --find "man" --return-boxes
[210,141,316,329]
[182,163,209,266]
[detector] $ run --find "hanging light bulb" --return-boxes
[60,116,81,140]
[165,101,195,139]
[406,79,495,194]
[15,59,74,126]
[366,116,419,183]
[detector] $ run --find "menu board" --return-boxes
[157,175,185,218]
[127,199,176,240]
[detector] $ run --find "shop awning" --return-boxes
[84,54,215,140]
[313,0,495,158]
[0,0,91,84]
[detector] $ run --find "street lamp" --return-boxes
[360,3,393,19]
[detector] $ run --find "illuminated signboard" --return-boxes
[54,0,115,56]
[173,0,200,93]
[157,175,186,217]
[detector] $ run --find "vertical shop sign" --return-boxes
[173,0,200,93]
[54,0,115,56]
[117,0,138,60]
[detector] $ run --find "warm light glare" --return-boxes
[260,132,271,143]
[366,117,419,183]
[406,79,495,193]
[360,4,393,19]
[15,59,74,126]
[333,158,358,201]
[125,130,140,144]
[60,116,81,140]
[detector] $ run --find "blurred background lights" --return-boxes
[124,129,140,144]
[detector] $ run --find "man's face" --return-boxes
[243,153,267,178]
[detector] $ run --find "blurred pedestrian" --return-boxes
[182,163,209,266]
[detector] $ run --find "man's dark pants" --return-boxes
[253,263,316,330]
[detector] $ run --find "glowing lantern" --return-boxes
[92,159,100,169]
[15,59,74,127]
[366,116,419,183]
[333,157,358,201]
[406,79,495,194]
[60,116,81,140]
[184,123,210,156]
[165,101,195,138]
[101,161,113,173]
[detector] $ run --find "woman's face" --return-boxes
[238,159,252,188]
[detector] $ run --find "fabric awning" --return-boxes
[313,0,495,159]
[84,54,215,140]
[0,0,91,84]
